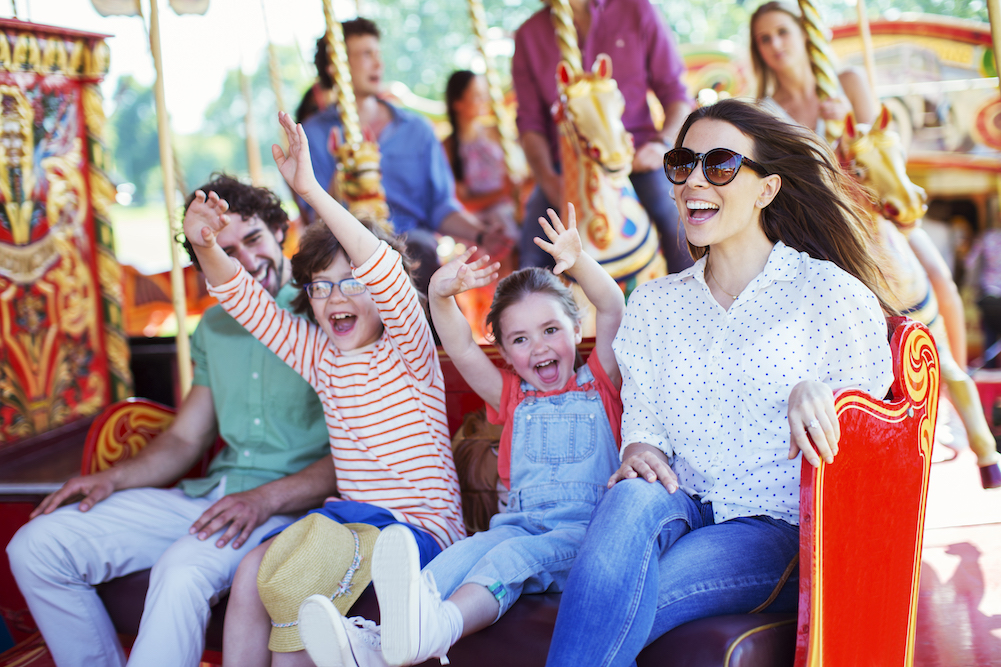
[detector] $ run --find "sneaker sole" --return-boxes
[372,524,421,666]
[299,594,351,667]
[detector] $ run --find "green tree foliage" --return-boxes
[108,75,160,205]
[363,0,535,101]
[189,43,313,192]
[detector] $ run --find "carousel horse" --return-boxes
[838,105,1001,488]
[553,54,666,313]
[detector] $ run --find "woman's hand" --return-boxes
[534,204,582,276]
[273,111,321,198]
[182,189,231,249]
[428,246,500,300]
[609,442,679,493]
[787,380,840,466]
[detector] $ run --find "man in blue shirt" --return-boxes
[302,18,500,293]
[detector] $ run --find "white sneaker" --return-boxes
[298,594,387,667]
[373,524,453,666]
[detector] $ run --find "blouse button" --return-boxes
[586,389,599,400]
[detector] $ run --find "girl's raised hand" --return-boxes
[272,111,320,197]
[182,190,231,249]
[534,203,582,275]
[429,247,501,299]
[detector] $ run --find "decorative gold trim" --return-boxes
[0,85,36,245]
[90,404,175,473]
[723,619,796,667]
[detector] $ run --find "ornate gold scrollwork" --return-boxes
[0,85,36,246]
[41,37,68,73]
[91,405,176,473]
[0,32,11,70]
[86,41,110,78]
[12,33,40,71]
[899,325,939,459]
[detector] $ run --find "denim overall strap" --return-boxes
[507,364,620,513]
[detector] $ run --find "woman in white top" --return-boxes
[545,99,896,667]
[750,0,876,133]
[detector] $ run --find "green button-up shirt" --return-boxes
[178,283,328,498]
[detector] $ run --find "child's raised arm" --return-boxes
[272,111,378,267]
[428,248,504,410]
[535,204,624,386]
[181,190,240,287]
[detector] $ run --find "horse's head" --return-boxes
[838,106,927,226]
[553,54,634,175]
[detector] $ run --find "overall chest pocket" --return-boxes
[522,411,598,465]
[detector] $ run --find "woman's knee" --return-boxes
[600,480,682,521]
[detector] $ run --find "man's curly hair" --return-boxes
[181,174,289,272]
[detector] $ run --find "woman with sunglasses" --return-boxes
[545,98,896,666]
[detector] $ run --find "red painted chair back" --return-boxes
[80,397,221,481]
[795,317,938,666]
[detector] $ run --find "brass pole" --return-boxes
[148,0,192,396]
[241,68,264,185]
[548,0,583,76]
[798,0,843,140]
[855,0,879,100]
[467,0,523,180]
[321,0,361,145]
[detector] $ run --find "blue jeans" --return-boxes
[426,363,619,620]
[518,170,694,274]
[546,479,799,667]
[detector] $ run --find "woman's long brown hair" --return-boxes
[676,98,898,314]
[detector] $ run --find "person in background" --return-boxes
[443,70,519,245]
[966,220,1001,368]
[512,0,694,274]
[302,19,506,294]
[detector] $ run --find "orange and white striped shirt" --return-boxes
[208,242,465,548]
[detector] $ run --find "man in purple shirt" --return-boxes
[513,0,694,273]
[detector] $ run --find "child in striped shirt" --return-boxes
[181,111,464,665]
[295,203,625,667]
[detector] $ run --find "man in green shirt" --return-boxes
[7,176,332,667]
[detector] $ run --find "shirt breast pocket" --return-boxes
[523,412,598,464]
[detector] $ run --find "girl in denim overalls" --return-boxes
[295,205,625,667]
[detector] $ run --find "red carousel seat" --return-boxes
[66,320,936,666]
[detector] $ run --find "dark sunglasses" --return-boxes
[303,278,367,299]
[663,147,769,186]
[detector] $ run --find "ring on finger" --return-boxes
[808,418,821,430]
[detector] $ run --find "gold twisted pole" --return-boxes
[321,0,362,146]
[320,0,390,227]
[798,0,843,141]
[467,0,524,181]
[260,1,288,149]
[548,0,582,77]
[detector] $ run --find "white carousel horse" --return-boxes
[553,54,666,305]
[838,106,1001,488]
